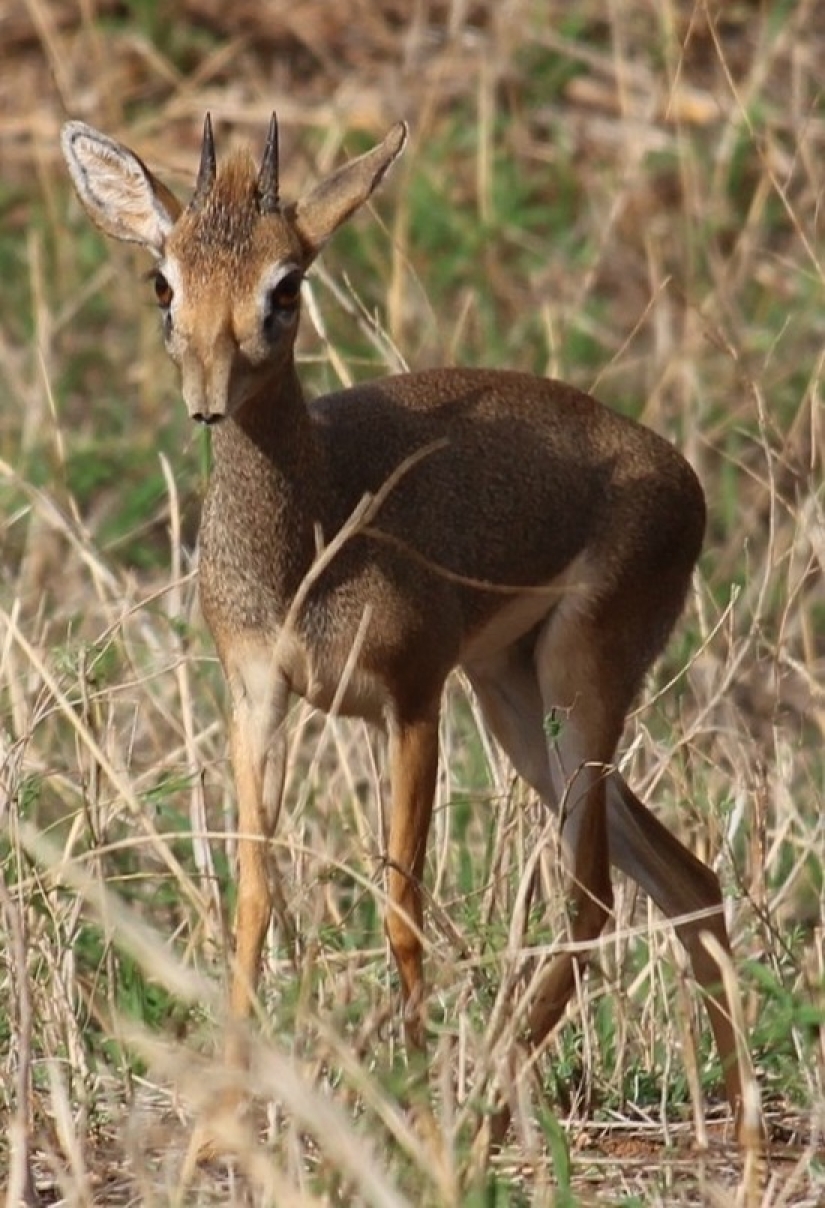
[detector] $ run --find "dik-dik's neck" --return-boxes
[198,367,323,635]
[210,365,316,478]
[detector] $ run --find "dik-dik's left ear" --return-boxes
[286,122,408,264]
[61,121,182,256]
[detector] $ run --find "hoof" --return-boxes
[179,1091,255,1182]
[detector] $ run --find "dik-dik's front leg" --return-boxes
[224,656,290,1070]
[384,708,440,1053]
[185,655,289,1167]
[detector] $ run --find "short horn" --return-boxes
[257,112,280,214]
[190,112,216,210]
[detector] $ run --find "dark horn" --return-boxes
[257,112,280,214]
[190,112,216,210]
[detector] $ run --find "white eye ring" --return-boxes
[259,263,303,335]
[151,257,183,331]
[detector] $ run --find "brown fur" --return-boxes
[61,115,748,1152]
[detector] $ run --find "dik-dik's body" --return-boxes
[202,368,703,712]
[62,114,745,1143]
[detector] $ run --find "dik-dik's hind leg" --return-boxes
[467,618,620,1149]
[467,638,744,1125]
[467,639,617,1043]
[524,613,623,1050]
[606,772,743,1117]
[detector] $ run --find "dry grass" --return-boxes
[1,0,825,1203]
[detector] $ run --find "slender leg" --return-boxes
[384,708,440,1053]
[186,654,289,1165]
[466,633,744,1126]
[526,617,619,1051]
[469,632,618,1149]
[222,654,290,1066]
[606,772,743,1115]
[469,645,616,1026]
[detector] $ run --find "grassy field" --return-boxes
[1,0,824,1203]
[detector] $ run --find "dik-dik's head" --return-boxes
[61,115,407,423]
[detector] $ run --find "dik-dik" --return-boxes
[61,113,745,1141]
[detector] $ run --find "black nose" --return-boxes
[193,412,224,426]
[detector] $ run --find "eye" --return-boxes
[153,271,174,310]
[263,269,303,334]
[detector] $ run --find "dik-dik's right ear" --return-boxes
[287,122,408,264]
[61,121,182,256]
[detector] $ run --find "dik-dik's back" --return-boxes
[305,366,706,599]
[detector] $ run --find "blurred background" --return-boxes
[1,1,823,1203]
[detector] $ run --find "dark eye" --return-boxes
[263,270,302,334]
[154,271,174,309]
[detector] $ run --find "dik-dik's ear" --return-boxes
[61,121,182,256]
[287,122,408,263]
